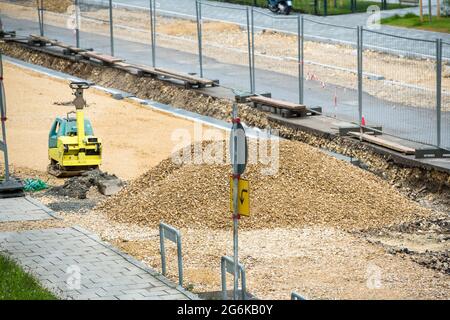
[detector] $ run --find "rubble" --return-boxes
[49,169,124,199]
[99,140,430,231]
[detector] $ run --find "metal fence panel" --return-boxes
[0,0,42,37]
[40,1,80,48]
[78,0,112,54]
[198,1,252,92]
[362,29,438,147]
[251,8,300,101]
[442,42,450,151]
[108,2,152,64]
[303,18,359,123]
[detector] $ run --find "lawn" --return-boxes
[212,0,409,15]
[381,13,450,33]
[0,254,57,300]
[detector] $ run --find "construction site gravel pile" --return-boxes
[100,140,430,231]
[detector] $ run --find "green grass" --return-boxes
[0,255,57,300]
[212,0,409,15]
[381,13,450,33]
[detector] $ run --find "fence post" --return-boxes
[108,0,114,56]
[251,7,255,94]
[357,26,363,133]
[196,0,203,78]
[150,0,156,67]
[246,7,253,93]
[75,0,80,48]
[436,38,442,148]
[37,0,44,36]
[298,15,304,104]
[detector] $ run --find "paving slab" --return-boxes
[0,226,198,300]
[0,196,58,222]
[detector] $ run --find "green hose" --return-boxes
[23,178,48,192]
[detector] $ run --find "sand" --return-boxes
[2,61,221,180]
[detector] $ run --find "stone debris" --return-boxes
[49,169,124,199]
[99,140,430,231]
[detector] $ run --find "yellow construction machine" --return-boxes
[48,82,102,177]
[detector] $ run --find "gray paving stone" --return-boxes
[0,226,197,300]
[0,197,58,222]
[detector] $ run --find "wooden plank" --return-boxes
[133,64,182,79]
[30,35,85,53]
[348,132,415,155]
[249,95,306,111]
[155,67,214,85]
[81,51,124,64]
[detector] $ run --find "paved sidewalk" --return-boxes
[0,226,197,300]
[0,196,58,222]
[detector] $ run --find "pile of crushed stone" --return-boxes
[49,170,123,199]
[98,140,430,231]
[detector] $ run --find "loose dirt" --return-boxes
[112,226,450,300]
[100,140,430,231]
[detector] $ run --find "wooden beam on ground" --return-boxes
[30,34,86,53]
[249,96,306,111]
[348,132,415,155]
[80,51,124,64]
[155,67,214,85]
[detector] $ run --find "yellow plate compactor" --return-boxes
[48,82,102,177]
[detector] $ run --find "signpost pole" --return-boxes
[232,103,239,301]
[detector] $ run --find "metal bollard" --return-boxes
[159,222,183,286]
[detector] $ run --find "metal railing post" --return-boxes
[159,223,183,286]
[436,38,442,148]
[196,0,203,77]
[251,6,255,94]
[150,0,156,67]
[221,256,246,300]
[357,26,363,132]
[291,292,306,300]
[0,52,10,181]
[221,259,227,300]
[246,7,253,93]
[176,232,183,286]
[108,0,114,56]
[159,224,167,276]
[298,15,304,104]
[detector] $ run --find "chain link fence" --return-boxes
[0,0,51,37]
[151,1,199,74]
[251,8,301,102]
[362,29,438,147]
[197,1,253,92]
[303,18,359,122]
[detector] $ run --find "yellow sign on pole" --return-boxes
[229,176,250,217]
